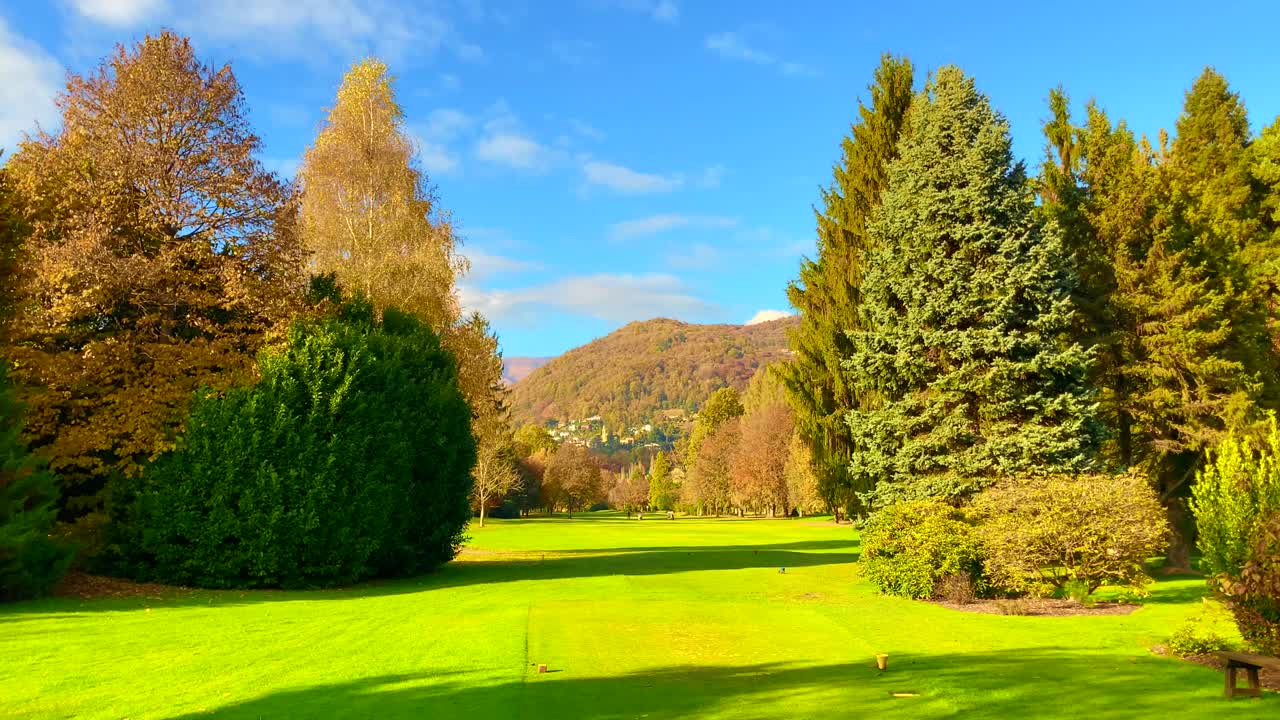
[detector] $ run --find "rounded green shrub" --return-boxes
[112,300,475,588]
[859,500,985,599]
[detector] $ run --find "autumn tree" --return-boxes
[685,387,744,469]
[0,162,29,338]
[685,418,739,516]
[5,32,301,526]
[778,54,914,519]
[731,402,794,516]
[545,443,603,516]
[612,466,649,515]
[514,423,556,458]
[299,57,464,331]
[470,423,520,528]
[846,66,1099,508]
[784,432,822,516]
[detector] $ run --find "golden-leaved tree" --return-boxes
[299,58,465,330]
[300,58,517,512]
[5,32,302,526]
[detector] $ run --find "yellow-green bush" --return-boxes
[859,500,986,599]
[971,473,1167,594]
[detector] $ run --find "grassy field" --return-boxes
[2,513,1274,719]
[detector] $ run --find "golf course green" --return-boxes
[2,513,1273,719]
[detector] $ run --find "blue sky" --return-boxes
[2,1,1278,357]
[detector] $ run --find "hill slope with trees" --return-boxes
[510,316,797,425]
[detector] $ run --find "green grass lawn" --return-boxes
[2,513,1273,719]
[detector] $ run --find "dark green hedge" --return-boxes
[112,300,475,588]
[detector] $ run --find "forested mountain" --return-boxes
[510,316,797,425]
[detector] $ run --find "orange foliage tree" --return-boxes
[5,32,302,525]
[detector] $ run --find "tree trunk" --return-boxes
[479,501,486,528]
[1165,498,1194,571]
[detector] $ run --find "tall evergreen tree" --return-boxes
[778,54,913,518]
[847,66,1100,507]
[1124,70,1275,564]
[1035,69,1277,566]
[647,451,675,511]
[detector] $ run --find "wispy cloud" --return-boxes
[601,0,679,23]
[705,30,816,77]
[71,0,168,26]
[664,242,724,270]
[0,18,62,151]
[463,249,543,281]
[476,132,554,170]
[583,160,682,194]
[64,0,480,65]
[610,214,738,241]
[461,272,718,325]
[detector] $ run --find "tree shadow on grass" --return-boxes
[161,649,1274,720]
[0,540,860,616]
[1139,576,1211,605]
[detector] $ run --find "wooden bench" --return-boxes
[1218,651,1280,698]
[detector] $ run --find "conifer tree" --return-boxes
[847,67,1100,507]
[778,54,913,518]
[1124,70,1275,564]
[647,451,675,511]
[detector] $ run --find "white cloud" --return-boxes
[475,132,552,171]
[610,213,738,241]
[705,30,816,77]
[439,73,460,91]
[423,108,472,140]
[746,309,794,325]
[66,0,468,64]
[417,141,459,175]
[583,160,682,194]
[462,272,718,325]
[705,31,773,65]
[0,19,62,152]
[71,0,168,26]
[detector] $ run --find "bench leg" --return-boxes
[1247,667,1261,698]
[1225,666,1237,698]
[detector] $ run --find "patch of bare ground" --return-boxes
[933,597,1139,616]
[52,572,198,601]
[1151,645,1280,693]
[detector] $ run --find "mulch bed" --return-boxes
[52,572,197,601]
[1151,645,1280,693]
[933,597,1139,616]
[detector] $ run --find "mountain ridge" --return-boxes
[509,315,797,425]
